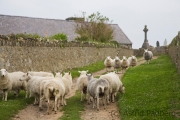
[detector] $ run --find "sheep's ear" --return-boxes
[86,70,88,73]
[68,71,71,75]
[78,71,81,73]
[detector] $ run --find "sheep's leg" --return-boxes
[97,97,99,111]
[54,97,58,114]
[61,95,64,106]
[84,93,87,100]
[25,90,28,98]
[87,95,91,104]
[103,96,106,110]
[112,93,115,103]
[2,91,4,100]
[92,98,95,109]
[47,98,50,115]
[81,91,83,101]
[39,96,45,111]
[57,98,60,110]
[64,96,67,105]
[4,91,8,101]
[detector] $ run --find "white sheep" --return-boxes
[0,69,27,101]
[99,72,125,103]
[39,79,65,114]
[128,55,137,67]
[76,70,89,101]
[121,56,130,73]
[112,56,121,73]
[143,49,153,64]
[55,71,72,105]
[28,71,54,77]
[104,56,113,72]
[19,73,54,104]
[87,74,109,111]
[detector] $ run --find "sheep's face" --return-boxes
[106,56,112,61]
[122,56,127,61]
[119,84,125,93]
[0,69,7,78]
[86,73,93,81]
[144,49,148,54]
[115,56,120,62]
[78,70,88,76]
[19,73,29,81]
[55,72,62,78]
[132,56,136,60]
[64,72,72,81]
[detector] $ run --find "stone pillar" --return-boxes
[142,25,150,49]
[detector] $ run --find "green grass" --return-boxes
[68,61,105,79]
[0,91,34,120]
[59,91,84,120]
[118,55,180,120]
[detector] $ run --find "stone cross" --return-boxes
[141,25,150,49]
[143,25,148,42]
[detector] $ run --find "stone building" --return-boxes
[0,14,132,48]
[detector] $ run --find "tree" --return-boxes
[156,41,160,47]
[75,12,113,43]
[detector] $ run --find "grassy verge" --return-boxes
[0,92,34,120]
[59,91,84,120]
[118,55,180,120]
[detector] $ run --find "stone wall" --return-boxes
[133,46,168,57]
[0,39,133,72]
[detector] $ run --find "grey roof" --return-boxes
[0,14,132,45]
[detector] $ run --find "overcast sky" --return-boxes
[0,0,180,49]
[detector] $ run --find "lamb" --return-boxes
[99,72,125,103]
[87,74,110,111]
[0,69,28,101]
[112,56,121,73]
[128,55,137,67]
[55,71,72,105]
[76,70,89,101]
[121,56,130,73]
[143,49,153,64]
[28,71,54,77]
[39,79,65,114]
[19,73,54,104]
[104,56,113,72]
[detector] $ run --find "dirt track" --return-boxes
[13,57,157,120]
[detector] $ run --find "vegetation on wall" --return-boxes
[75,12,114,43]
[49,33,67,42]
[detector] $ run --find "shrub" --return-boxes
[49,33,67,42]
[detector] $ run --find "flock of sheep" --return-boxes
[0,49,153,114]
[0,70,72,114]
